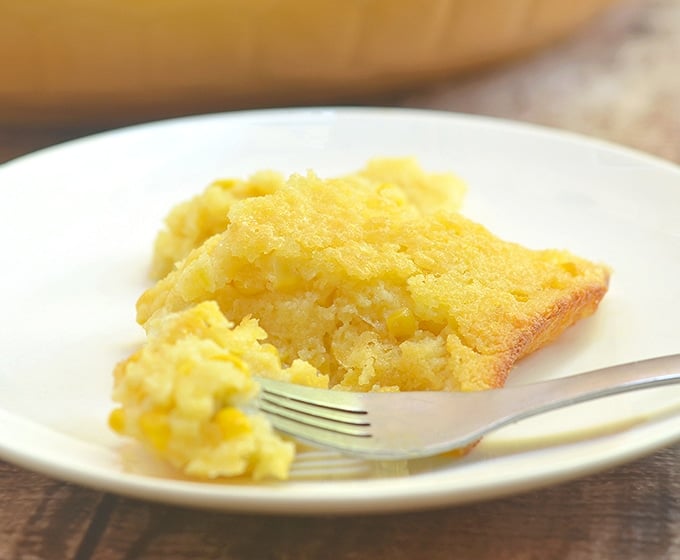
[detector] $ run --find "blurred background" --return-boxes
[0,0,678,162]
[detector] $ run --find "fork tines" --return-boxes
[255,377,372,438]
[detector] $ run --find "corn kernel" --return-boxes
[274,272,299,292]
[273,261,300,291]
[387,308,417,340]
[216,407,252,439]
[261,343,280,358]
[214,352,247,372]
[139,410,171,451]
[560,261,579,276]
[212,179,238,190]
[108,407,126,433]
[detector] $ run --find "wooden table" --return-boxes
[2,0,679,557]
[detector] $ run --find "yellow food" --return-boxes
[149,158,466,279]
[137,165,609,393]
[113,157,609,480]
[110,301,326,480]
[150,170,285,280]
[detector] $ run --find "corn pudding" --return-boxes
[112,158,610,480]
[149,158,466,279]
[109,301,326,479]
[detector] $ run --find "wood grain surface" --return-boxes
[2,447,679,559]
[1,0,679,558]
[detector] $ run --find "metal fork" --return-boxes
[255,354,680,460]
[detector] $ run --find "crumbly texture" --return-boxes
[150,170,285,279]
[149,158,466,279]
[109,301,327,480]
[349,157,466,213]
[136,169,610,393]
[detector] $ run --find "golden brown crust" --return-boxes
[489,276,610,389]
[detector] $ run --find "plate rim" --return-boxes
[3,106,680,175]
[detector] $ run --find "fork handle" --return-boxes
[488,353,680,429]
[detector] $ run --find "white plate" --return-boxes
[1,107,679,515]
